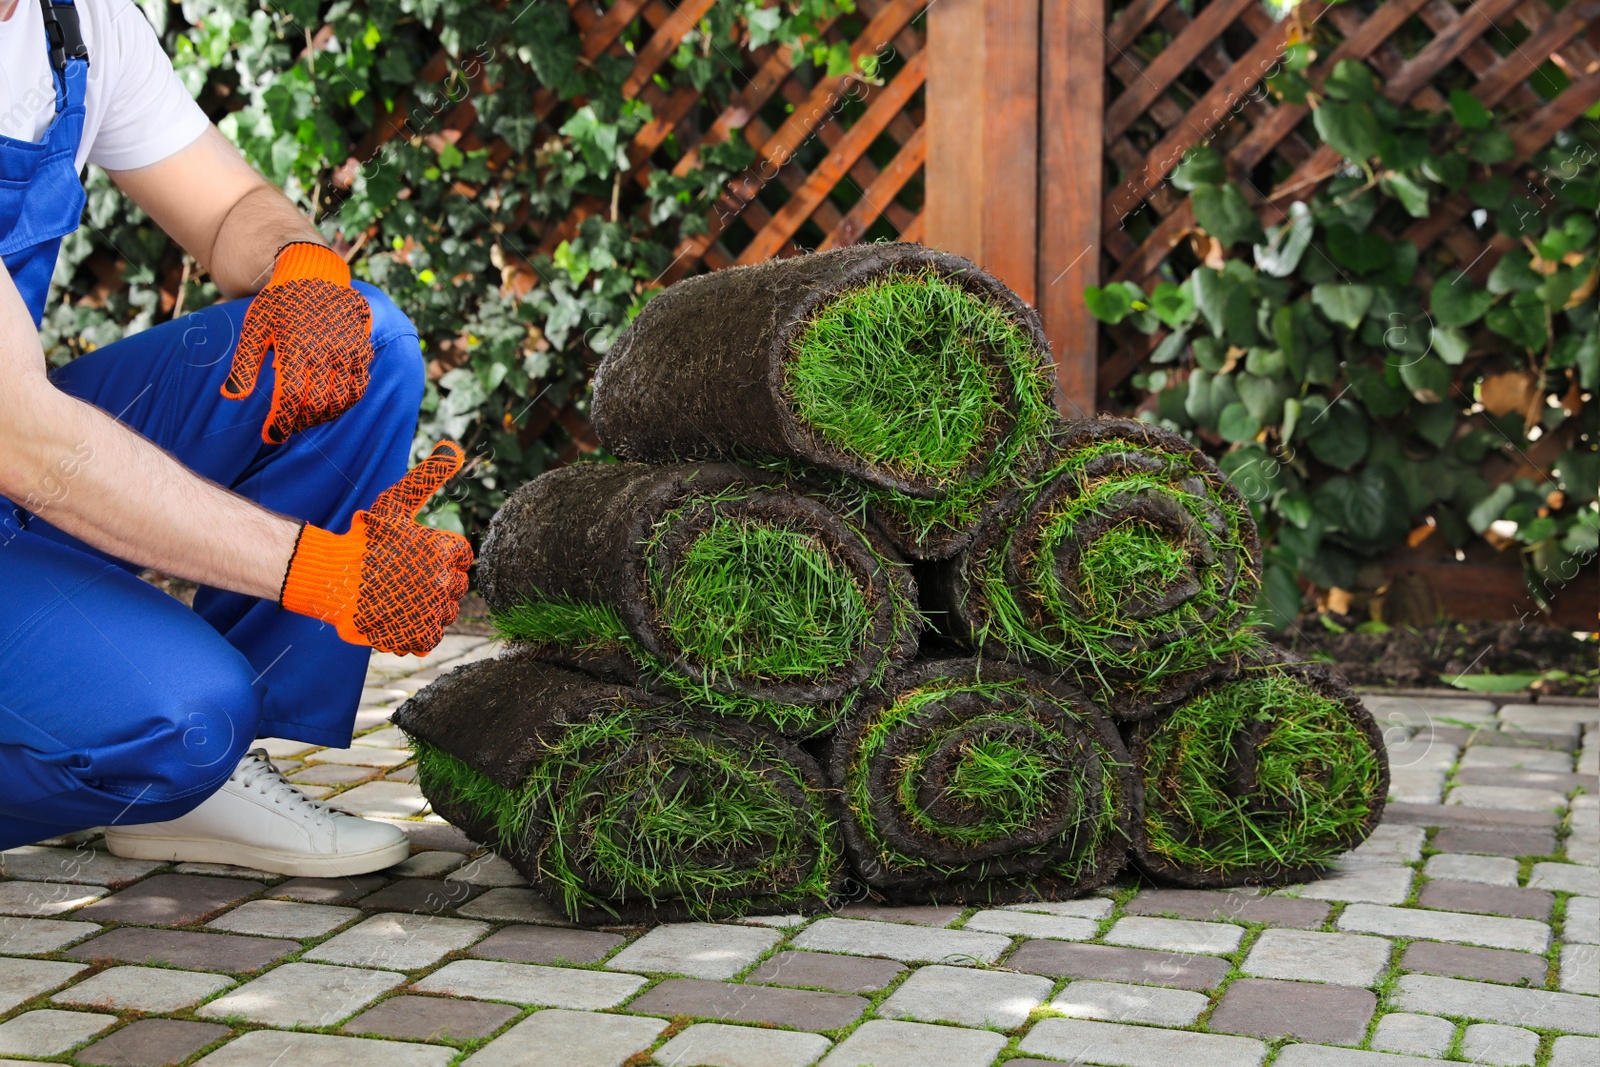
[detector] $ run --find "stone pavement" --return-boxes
[2,637,1596,1066]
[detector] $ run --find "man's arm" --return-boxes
[0,263,299,599]
[106,126,322,298]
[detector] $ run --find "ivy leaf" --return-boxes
[1312,282,1374,329]
[1448,89,1492,130]
[1471,128,1516,164]
[1314,100,1384,163]
[1469,174,1513,210]
[1149,282,1196,328]
[1411,401,1458,448]
[1185,368,1240,429]
[1237,372,1292,425]
[1398,355,1452,403]
[1467,482,1516,534]
[1306,398,1370,470]
[1150,327,1190,364]
[1383,240,1420,288]
[1192,182,1266,246]
[1323,59,1379,103]
[1430,272,1495,327]
[1253,201,1314,277]
[1484,290,1548,351]
[1253,564,1302,631]
[1170,145,1225,191]
[1326,223,1394,273]
[1218,401,1262,443]
[1431,325,1470,365]
[1084,283,1134,324]
[1380,172,1432,218]
[1422,153,1468,191]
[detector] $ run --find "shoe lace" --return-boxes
[233,748,334,828]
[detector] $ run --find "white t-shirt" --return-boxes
[0,0,209,171]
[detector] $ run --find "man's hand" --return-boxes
[280,441,474,656]
[222,242,373,443]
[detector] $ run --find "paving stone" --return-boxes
[1291,863,1414,904]
[1101,915,1244,955]
[875,964,1050,1029]
[1423,852,1520,885]
[1459,747,1574,772]
[605,922,778,978]
[75,874,262,927]
[200,961,404,1027]
[833,903,960,926]
[471,924,623,965]
[1461,1023,1538,1066]
[304,746,412,768]
[1124,887,1328,929]
[1345,824,1427,865]
[326,780,428,817]
[76,1018,231,1067]
[1429,826,1558,858]
[0,915,99,955]
[455,887,569,924]
[377,817,481,853]
[353,726,410,748]
[1005,939,1231,990]
[1240,928,1392,987]
[1530,862,1600,895]
[1394,974,1600,1034]
[0,879,108,916]
[999,897,1115,919]
[1339,903,1551,952]
[1561,943,1598,994]
[171,861,280,879]
[0,1009,117,1057]
[961,907,1097,941]
[203,899,357,939]
[628,976,869,1031]
[54,965,234,1012]
[735,913,810,929]
[0,845,165,886]
[386,851,467,878]
[306,912,489,969]
[1208,977,1375,1045]
[1501,705,1600,728]
[1449,784,1569,812]
[1363,695,1496,729]
[1383,737,1459,772]
[1274,1047,1447,1066]
[289,763,378,786]
[1473,729,1579,752]
[1048,979,1208,1026]
[816,1019,1006,1067]
[653,1023,831,1067]
[746,950,905,993]
[1400,940,1549,985]
[63,927,297,973]
[0,957,87,1012]
[1456,767,1599,791]
[193,1029,453,1067]
[414,959,646,1008]
[446,854,529,887]
[269,874,386,904]
[1370,1012,1455,1057]
[1389,768,1445,804]
[462,1009,668,1067]
[1566,895,1599,943]
[1551,1036,1600,1067]
[1419,878,1555,919]
[387,764,420,782]
[356,877,481,914]
[1018,1017,1266,1067]
[789,917,1008,966]
[1386,802,1561,832]
[343,995,520,1041]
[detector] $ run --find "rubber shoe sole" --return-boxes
[103,830,409,878]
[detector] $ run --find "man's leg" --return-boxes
[39,283,425,746]
[0,528,264,850]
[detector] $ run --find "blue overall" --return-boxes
[0,0,424,849]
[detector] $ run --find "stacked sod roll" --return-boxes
[398,241,1389,921]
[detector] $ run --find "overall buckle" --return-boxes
[39,0,89,74]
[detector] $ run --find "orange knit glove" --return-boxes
[280,441,474,656]
[224,242,373,444]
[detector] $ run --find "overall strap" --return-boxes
[38,0,89,113]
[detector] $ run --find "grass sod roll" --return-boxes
[591,242,1057,560]
[477,462,920,736]
[824,658,1135,905]
[1128,647,1390,888]
[396,651,843,923]
[927,416,1263,716]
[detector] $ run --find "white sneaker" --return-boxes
[104,748,410,877]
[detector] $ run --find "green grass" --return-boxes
[493,598,631,650]
[970,438,1259,706]
[411,710,840,920]
[1139,670,1384,876]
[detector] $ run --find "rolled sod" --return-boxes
[395,651,844,923]
[1127,647,1389,888]
[925,416,1262,716]
[590,242,1058,559]
[824,657,1135,905]
[476,461,919,735]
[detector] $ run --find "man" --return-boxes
[0,0,474,876]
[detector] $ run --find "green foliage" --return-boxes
[45,0,860,538]
[1088,53,1600,623]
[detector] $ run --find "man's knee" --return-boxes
[126,648,264,805]
[355,282,425,414]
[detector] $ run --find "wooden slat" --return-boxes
[622,0,720,97]
[1104,0,1256,140]
[817,124,926,249]
[1107,0,1175,53]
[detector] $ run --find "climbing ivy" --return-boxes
[43,0,860,536]
[1087,46,1599,627]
